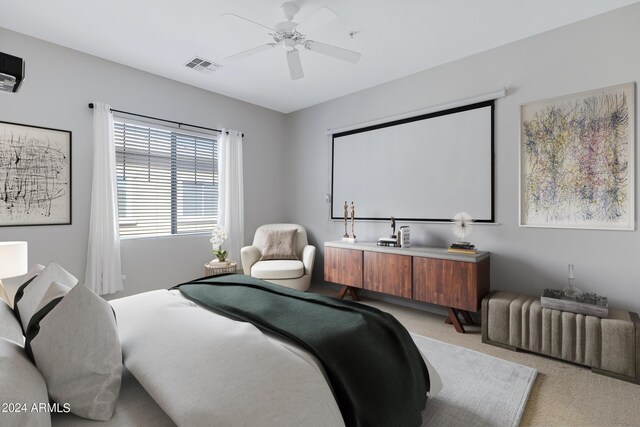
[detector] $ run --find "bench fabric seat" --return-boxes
[482,291,639,383]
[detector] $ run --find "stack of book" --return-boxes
[447,242,477,254]
[377,237,398,247]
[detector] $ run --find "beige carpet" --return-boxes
[310,284,640,427]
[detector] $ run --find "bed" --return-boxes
[1,265,440,427]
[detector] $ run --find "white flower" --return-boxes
[210,225,228,250]
[452,212,474,241]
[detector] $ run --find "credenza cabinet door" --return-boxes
[364,252,412,298]
[324,247,363,288]
[413,257,482,312]
[413,258,447,306]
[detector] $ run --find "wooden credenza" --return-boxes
[324,241,490,333]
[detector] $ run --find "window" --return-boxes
[114,119,218,237]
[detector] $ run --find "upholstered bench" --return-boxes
[482,291,639,383]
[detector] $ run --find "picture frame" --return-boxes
[519,83,635,230]
[0,121,72,226]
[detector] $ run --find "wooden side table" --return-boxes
[204,260,237,276]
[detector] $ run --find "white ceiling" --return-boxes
[1,0,638,113]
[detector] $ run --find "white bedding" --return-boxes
[110,290,346,427]
[51,367,175,427]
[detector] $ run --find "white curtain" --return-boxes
[217,129,244,266]
[85,102,123,295]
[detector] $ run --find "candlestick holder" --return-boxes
[562,264,583,299]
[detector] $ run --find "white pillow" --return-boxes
[27,283,122,421]
[33,282,71,315]
[0,300,24,345]
[14,263,77,333]
[0,338,51,427]
[23,282,71,361]
[25,264,46,282]
[3,264,45,308]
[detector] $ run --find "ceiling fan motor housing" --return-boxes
[281,2,300,21]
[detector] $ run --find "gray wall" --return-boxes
[2,5,640,312]
[285,4,640,312]
[0,28,288,298]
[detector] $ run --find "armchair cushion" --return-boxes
[243,224,314,292]
[251,260,304,280]
[259,229,299,261]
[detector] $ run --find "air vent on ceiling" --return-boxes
[184,56,222,73]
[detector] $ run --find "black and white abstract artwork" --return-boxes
[0,121,71,226]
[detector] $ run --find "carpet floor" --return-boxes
[311,284,640,427]
[414,334,536,426]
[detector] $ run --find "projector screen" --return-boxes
[331,101,494,222]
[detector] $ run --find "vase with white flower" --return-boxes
[210,225,229,264]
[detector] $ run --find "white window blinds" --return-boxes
[114,119,219,237]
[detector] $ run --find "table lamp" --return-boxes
[0,241,28,306]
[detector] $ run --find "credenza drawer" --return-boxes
[324,246,363,288]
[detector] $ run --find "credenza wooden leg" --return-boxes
[460,310,475,325]
[337,286,360,301]
[337,286,349,299]
[446,307,466,333]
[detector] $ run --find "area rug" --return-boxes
[413,334,537,427]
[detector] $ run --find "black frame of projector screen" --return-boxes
[330,99,495,222]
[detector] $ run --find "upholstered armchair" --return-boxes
[241,224,315,291]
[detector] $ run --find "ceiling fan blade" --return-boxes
[304,40,361,63]
[286,49,304,80]
[296,6,338,35]
[220,13,275,32]
[225,44,276,62]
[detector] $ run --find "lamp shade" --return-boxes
[0,241,28,279]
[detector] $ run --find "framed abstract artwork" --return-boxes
[0,121,72,226]
[520,83,635,230]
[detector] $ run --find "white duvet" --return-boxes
[110,289,441,427]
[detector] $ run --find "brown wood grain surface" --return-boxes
[324,247,363,288]
[363,251,412,298]
[413,257,445,305]
[324,244,491,324]
[413,257,489,312]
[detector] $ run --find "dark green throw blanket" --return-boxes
[174,274,429,427]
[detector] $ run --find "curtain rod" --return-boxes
[87,103,243,137]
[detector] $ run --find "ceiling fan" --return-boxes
[222,2,361,80]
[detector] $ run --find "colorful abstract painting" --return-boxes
[520,83,635,229]
[0,122,71,226]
